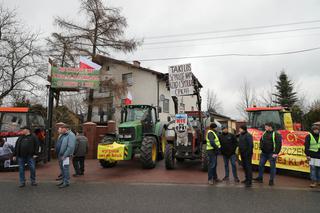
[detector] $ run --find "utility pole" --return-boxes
[46,58,55,162]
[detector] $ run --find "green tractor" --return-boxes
[97,105,166,169]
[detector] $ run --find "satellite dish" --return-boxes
[160,94,165,101]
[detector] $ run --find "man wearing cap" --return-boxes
[13,126,39,188]
[305,125,320,188]
[254,122,282,186]
[55,123,76,188]
[220,126,239,182]
[238,125,253,187]
[206,123,221,185]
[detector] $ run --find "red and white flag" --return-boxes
[124,91,133,105]
[79,56,101,70]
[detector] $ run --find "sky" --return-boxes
[2,0,320,119]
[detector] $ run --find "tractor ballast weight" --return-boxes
[97,105,166,169]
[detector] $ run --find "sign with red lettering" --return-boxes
[51,67,100,89]
[175,114,188,132]
[248,128,310,173]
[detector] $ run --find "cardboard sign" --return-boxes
[169,64,194,96]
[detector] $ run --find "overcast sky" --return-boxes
[2,0,320,119]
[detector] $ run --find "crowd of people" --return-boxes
[11,121,320,189]
[206,122,320,188]
[13,124,88,188]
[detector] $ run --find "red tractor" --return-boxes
[0,107,48,169]
[246,106,309,174]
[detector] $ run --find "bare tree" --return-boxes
[237,79,256,120]
[206,89,222,114]
[46,33,78,67]
[0,6,45,103]
[259,81,276,106]
[54,0,141,121]
[47,33,79,107]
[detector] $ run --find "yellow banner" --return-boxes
[252,141,310,173]
[97,142,126,161]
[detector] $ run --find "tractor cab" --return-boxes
[121,105,158,136]
[0,107,47,169]
[247,106,294,131]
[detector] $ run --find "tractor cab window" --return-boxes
[126,107,149,122]
[29,113,45,128]
[151,108,157,124]
[248,111,284,130]
[0,112,27,132]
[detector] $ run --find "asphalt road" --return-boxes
[0,181,319,213]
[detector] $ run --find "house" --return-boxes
[209,112,237,133]
[91,55,201,125]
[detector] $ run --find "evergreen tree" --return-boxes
[273,71,298,108]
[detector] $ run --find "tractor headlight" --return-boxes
[119,134,124,139]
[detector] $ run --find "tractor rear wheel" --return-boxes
[140,136,157,169]
[99,160,117,168]
[165,144,175,170]
[201,144,208,171]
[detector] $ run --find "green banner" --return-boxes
[51,67,100,89]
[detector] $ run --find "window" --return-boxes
[29,114,45,127]
[0,112,27,132]
[163,99,169,113]
[122,73,133,86]
[248,111,284,130]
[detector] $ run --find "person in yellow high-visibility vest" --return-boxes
[304,125,320,188]
[207,123,221,185]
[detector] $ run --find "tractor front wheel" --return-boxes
[99,160,117,168]
[140,136,157,169]
[201,144,208,172]
[165,144,175,170]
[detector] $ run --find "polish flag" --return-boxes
[124,91,133,105]
[79,56,101,70]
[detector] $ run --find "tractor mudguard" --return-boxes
[97,142,132,161]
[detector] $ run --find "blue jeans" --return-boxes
[208,152,218,181]
[59,159,70,185]
[223,155,238,179]
[310,165,320,182]
[258,152,277,181]
[18,157,36,184]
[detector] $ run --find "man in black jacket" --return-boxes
[220,126,239,182]
[73,131,89,177]
[13,126,39,187]
[254,122,282,186]
[238,125,253,187]
[304,125,320,188]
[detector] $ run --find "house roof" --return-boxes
[93,55,203,88]
[93,55,165,77]
[209,112,236,121]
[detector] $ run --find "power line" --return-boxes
[136,46,320,62]
[141,32,320,51]
[143,26,320,45]
[145,19,320,39]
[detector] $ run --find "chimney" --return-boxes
[133,60,140,67]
